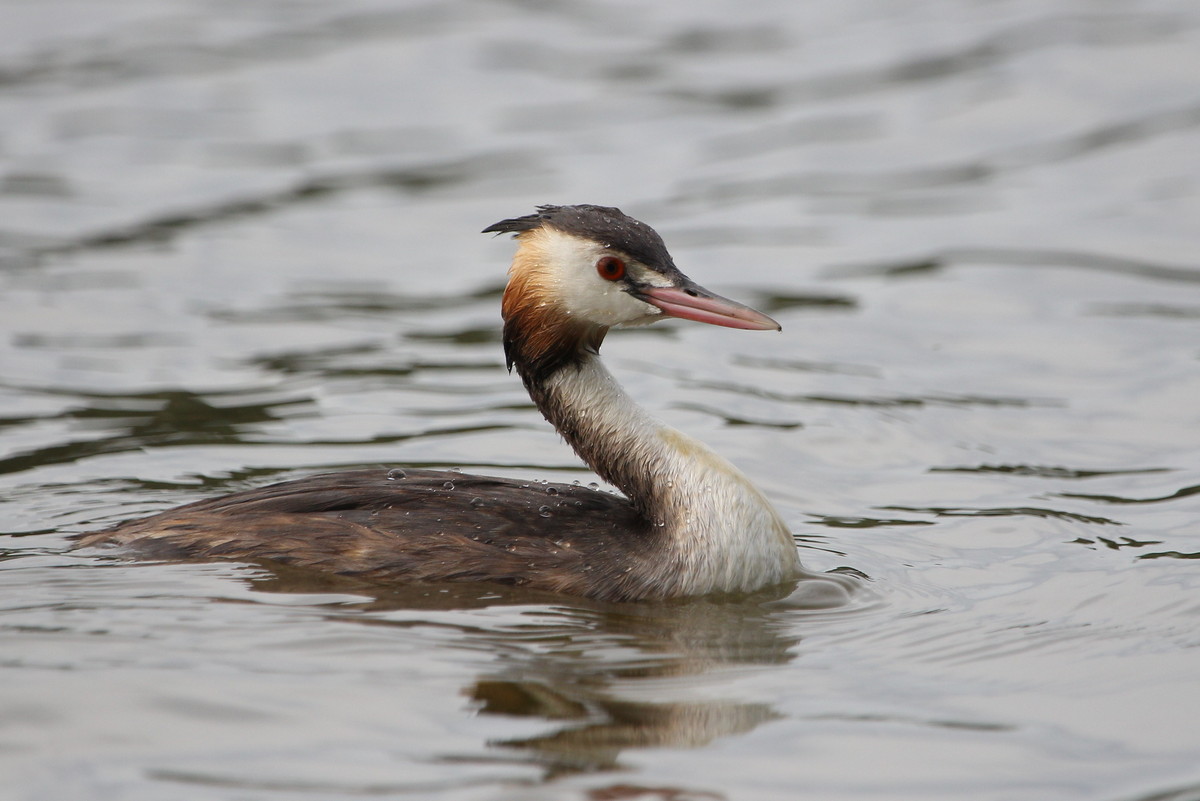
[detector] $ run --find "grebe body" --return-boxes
[78,205,807,602]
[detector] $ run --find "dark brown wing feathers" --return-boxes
[76,469,659,601]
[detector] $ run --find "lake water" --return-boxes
[2,1,1199,799]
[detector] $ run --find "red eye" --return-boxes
[596,256,626,281]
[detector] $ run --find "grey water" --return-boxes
[2,1,1200,799]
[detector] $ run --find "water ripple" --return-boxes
[5,153,538,267]
[879,505,1123,526]
[833,246,1200,284]
[931,464,1173,480]
[1059,483,1200,506]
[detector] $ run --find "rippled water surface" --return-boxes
[3,1,1200,799]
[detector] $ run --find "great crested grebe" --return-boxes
[77,204,822,602]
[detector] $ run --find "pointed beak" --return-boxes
[638,280,781,331]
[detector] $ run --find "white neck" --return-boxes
[537,354,802,596]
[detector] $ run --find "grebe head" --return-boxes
[485,204,780,331]
[485,205,779,380]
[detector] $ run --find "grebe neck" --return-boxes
[526,352,802,596]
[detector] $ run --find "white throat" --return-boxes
[540,354,802,596]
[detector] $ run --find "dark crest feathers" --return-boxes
[483,204,676,270]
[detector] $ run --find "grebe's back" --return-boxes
[78,469,662,601]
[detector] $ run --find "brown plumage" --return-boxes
[500,224,607,384]
[76,469,661,600]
